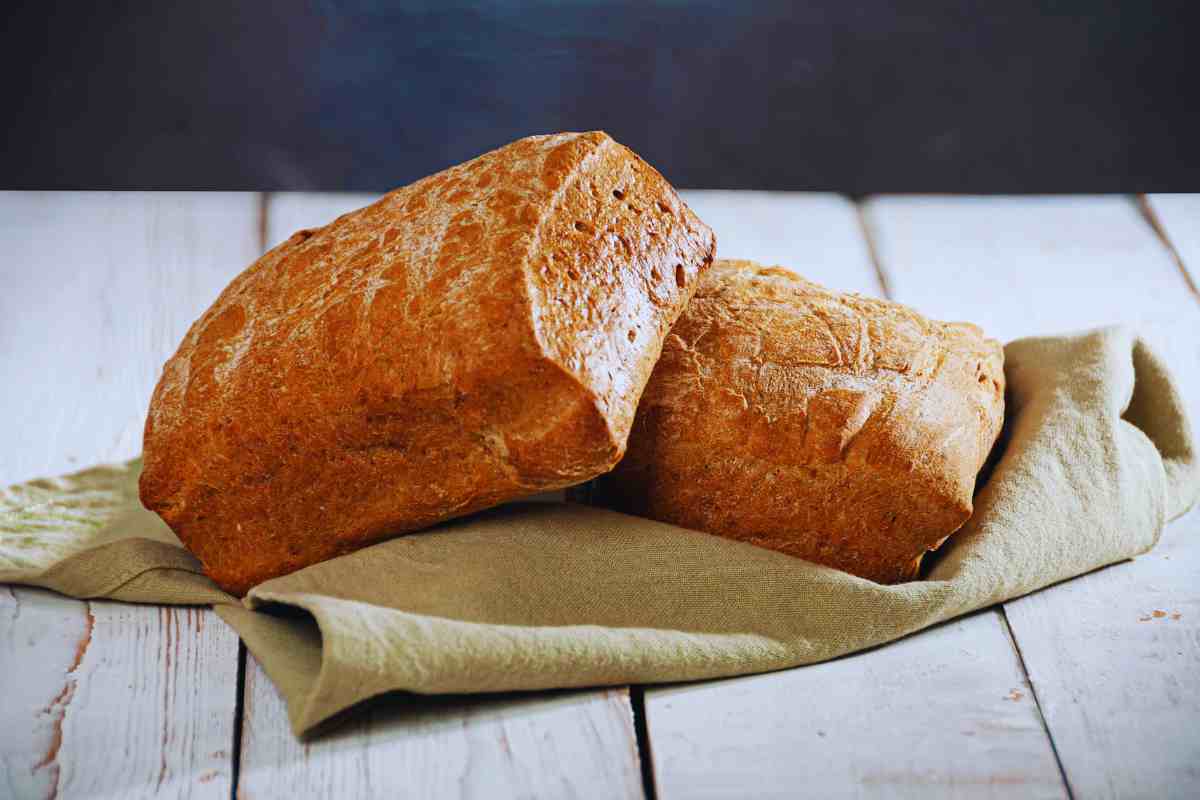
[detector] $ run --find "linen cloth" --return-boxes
[2,327,1196,735]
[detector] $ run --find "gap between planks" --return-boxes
[629,687,658,800]
[229,640,248,798]
[1138,194,1200,301]
[229,191,270,800]
[856,201,893,298]
[997,606,1074,800]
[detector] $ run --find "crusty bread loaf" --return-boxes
[595,259,1004,583]
[140,131,716,594]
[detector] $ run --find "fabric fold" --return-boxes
[2,326,1196,736]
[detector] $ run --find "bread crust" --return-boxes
[596,259,1005,583]
[140,131,715,594]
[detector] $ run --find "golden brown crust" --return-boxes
[595,259,1005,583]
[140,131,716,594]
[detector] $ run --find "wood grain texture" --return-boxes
[0,193,255,798]
[641,194,1064,799]
[0,590,239,799]
[239,654,643,799]
[0,586,90,800]
[230,191,642,797]
[865,194,1200,799]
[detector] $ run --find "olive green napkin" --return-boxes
[2,327,1196,736]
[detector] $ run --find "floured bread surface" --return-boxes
[596,259,1004,584]
[140,131,716,594]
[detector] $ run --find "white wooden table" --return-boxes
[2,191,1198,799]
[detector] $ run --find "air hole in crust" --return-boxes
[613,188,625,200]
[627,329,637,342]
[568,268,581,281]
[651,267,662,282]
[674,264,686,288]
[574,220,594,234]
[657,201,672,215]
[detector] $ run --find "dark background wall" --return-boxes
[3,0,1195,192]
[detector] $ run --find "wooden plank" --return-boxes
[233,191,643,798]
[238,654,642,799]
[864,194,1200,799]
[0,192,254,798]
[643,193,1065,799]
[650,614,1064,800]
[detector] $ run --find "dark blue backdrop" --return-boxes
[3,1,1195,191]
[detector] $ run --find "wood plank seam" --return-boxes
[1137,194,1200,301]
[855,201,893,298]
[630,687,658,800]
[230,644,247,798]
[856,195,1072,795]
[229,191,270,800]
[998,606,1075,800]
[257,192,271,261]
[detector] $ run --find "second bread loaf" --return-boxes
[596,259,1005,583]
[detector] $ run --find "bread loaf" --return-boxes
[140,131,716,594]
[595,259,1004,583]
